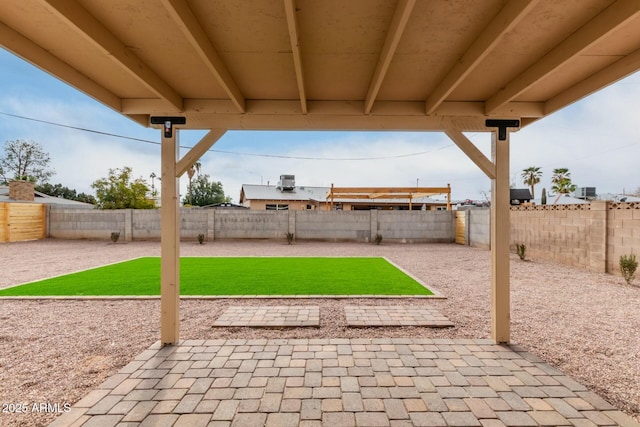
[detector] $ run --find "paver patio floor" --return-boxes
[213,306,321,327]
[49,338,639,427]
[210,305,454,329]
[345,306,455,327]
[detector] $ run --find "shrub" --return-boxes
[620,254,638,285]
[197,233,205,244]
[374,234,383,245]
[110,232,120,243]
[286,232,294,244]
[516,243,526,260]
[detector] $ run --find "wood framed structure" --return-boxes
[2,0,640,345]
[327,185,451,211]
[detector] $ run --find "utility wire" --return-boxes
[0,111,454,161]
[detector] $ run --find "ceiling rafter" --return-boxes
[425,0,538,115]
[161,0,246,113]
[364,0,416,115]
[0,22,121,112]
[544,46,640,116]
[40,0,183,112]
[485,0,640,114]
[283,0,307,114]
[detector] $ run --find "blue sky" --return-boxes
[1,47,639,203]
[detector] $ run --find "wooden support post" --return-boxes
[160,129,180,345]
[491,131,510,343]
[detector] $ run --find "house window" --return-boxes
[436,206,447,211]
[266,204,289,211]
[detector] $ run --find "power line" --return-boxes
[0,111,455,161]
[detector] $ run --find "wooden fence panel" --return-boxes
[0,203,6,242]
[0,203,46,242]
[455,210,466,245]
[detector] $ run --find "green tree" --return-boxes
[540,187,547,205]
[36,182,97,205]
[91,167,155,209]
[182,174,229,206]
[551,167,577,204]
[521,166,542,200]
[0,139,54,184]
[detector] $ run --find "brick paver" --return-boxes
[345,305,454,327]
[212,306,320,327]
[48,339,639,427]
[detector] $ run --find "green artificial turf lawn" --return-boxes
[0,257,433,297]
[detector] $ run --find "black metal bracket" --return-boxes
[485,119,520,141]
[150,116,187,138]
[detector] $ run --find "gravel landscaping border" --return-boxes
[0,239,638,426]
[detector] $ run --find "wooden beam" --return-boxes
[123,99,543,118]
[485,0,640,114]
[426,0,538,114]
[444,130,496,179]
[545,46,640,116]
[161,0,245,113]
[160,128,181,345]
[284,0,308,114]
[40,0,183,111]
[329,187,450,194]
[176,129,226,177]
[364,0,416,114]
[491,130,511,344]
[0,22,122,112]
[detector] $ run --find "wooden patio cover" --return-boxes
[2,0,640,345]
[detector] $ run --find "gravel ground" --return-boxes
[0,239,638,426]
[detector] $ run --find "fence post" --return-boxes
[208,209,215,241]
[124,209,133,241]
[370,209,379,242]
[288,209,296,236]
[588,201,607,273]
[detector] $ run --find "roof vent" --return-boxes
[277,174,295,192]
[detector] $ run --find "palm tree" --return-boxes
[521,166,542,200]
[551,167,577,204]
[186,161,201,205]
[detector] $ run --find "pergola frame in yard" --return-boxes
[2,0,640,346]
[326,185,452,211]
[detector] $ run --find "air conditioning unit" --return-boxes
[277,174,295,192]
[574,187,596,199]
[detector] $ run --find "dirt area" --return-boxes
[0,239,638,426]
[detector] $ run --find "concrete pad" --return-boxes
[345,305,454,327]
[212,306,320,327]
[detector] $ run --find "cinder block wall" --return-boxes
[468,208,490,249]
[214,210,289,239]
[378,211,454,243]
[606,203,640,275]
[295,211,371,241]
[49,208,127,240]
[511,205,604,271]
[47,206,456,243]
[509,201,640,275]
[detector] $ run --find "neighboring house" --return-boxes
[598,193,640,203]
[200,202,248,209]
[532,194,589,205]
[510,189,532,205]
[0,185,94,208]
[239,175,451,211]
